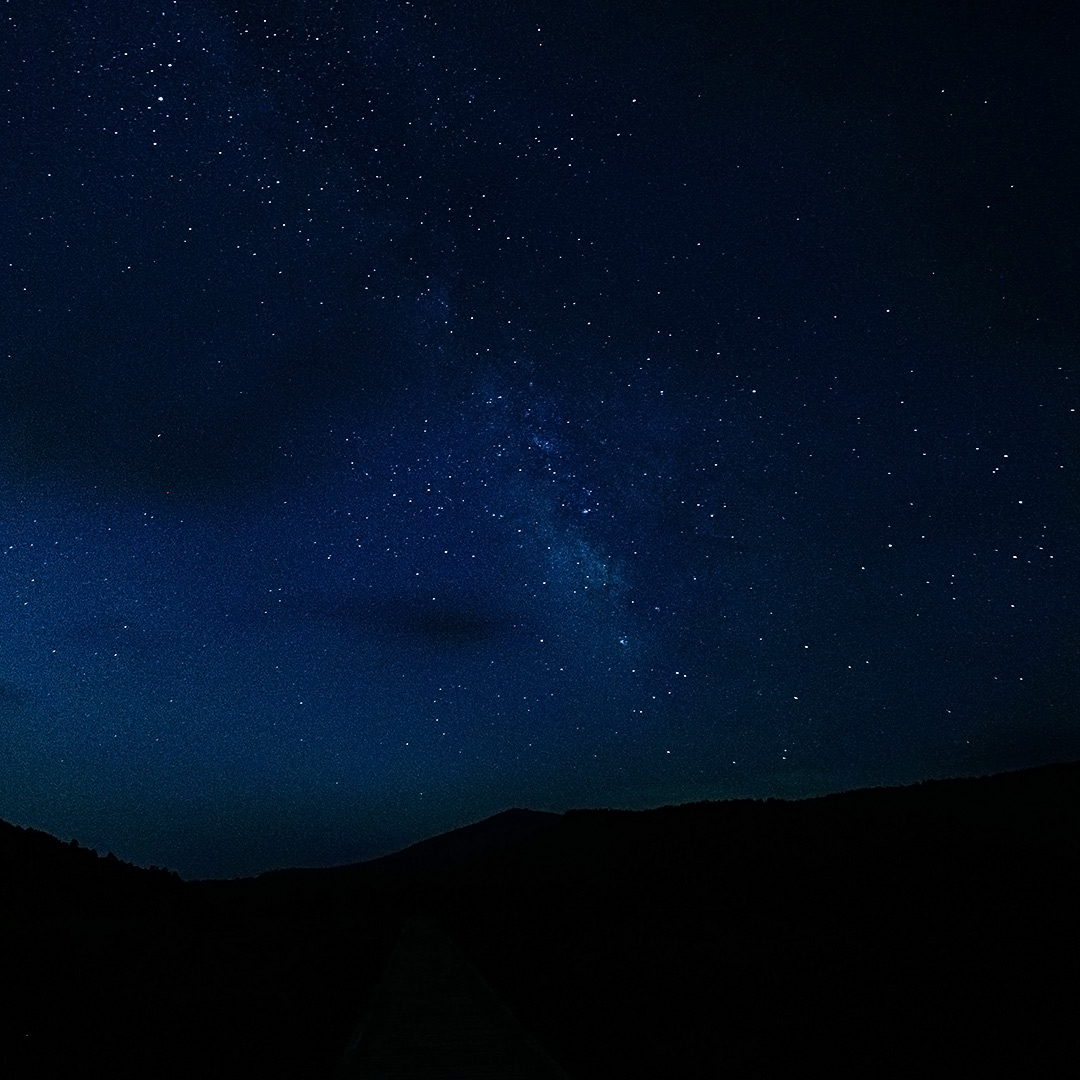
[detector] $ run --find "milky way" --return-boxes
[1,1,1076,876]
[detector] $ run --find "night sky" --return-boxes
[2,1,1077,879]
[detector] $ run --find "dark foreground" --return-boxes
[3,762,1078,1077]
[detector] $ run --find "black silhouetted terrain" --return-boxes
[3,762,1078,1077]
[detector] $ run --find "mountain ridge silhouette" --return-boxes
[3,761,1078,1077]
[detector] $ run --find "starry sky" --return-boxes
[1,0,1077,878]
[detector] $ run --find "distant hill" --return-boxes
[359,806,563,873]
[260,806,564,880]
[3,761,1078,1078]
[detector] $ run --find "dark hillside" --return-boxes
[3,763,1078,1077]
